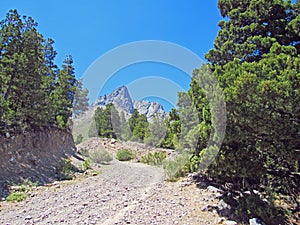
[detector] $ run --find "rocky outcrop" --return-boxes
[0,128,76,197]
[134,100,166,119]
[93,85,166,120]
[93,85,134,114]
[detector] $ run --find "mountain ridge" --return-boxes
[93,85,166,119]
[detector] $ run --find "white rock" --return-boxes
[207,185,223,193]
[224,220,238,225]
[249,218,266,225]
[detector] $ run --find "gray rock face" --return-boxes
[94,85,134,114]
[93,86,166,120]
[134,100,166,119]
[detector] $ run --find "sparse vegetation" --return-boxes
[81,159,91,171]
[75,134,84,145]
[89,150,113,164]
[6,191,28,202]
[116,149,135,161]
[141,151,166,166]
[163,154,189,181]
[56,159,78,180]
[6,179,39,202]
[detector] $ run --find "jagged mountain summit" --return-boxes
[93,85,166,119]
[94,85,134,114]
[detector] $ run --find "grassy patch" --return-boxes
[140,151,167,166]
[116,149,135,161]
[89,150,113,164]
[6,179,39,202]
[6,191,28,202]
[163,154,189,181]
[56,158,78,180]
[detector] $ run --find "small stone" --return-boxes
[25,215,32,220]
[249,218,266,225]
[207,185,223,193]
[216,217,225,224]
[224,220,238,225]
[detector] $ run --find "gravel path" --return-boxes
[0,160,220,225]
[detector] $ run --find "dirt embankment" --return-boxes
[0,128,76,197]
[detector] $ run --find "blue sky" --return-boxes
[0,0,222,111]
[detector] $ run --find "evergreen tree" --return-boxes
[92,104,121,138]
[145,115,167,147]
[50,55,76,128]
[187,0,300,222]
[0,10,77,134]
[132,114,149,142]
[73,78,89,117]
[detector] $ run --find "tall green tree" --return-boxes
[188,0,300,222]
[50,55,76,128]
[0,9,78,135]
[92,104,121,138]
[73,78,89,117]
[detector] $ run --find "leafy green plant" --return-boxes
[56,159,78,180]
[6,191,28,202]
[75,134,84,145]
[89,150,113,164]
[6,179,39,202]
[163,154,189,181]
[82,159,91,171]
[116,149,135,161]
[141,151,167,165]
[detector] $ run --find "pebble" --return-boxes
[24,215,32,220]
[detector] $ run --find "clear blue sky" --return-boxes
[0,0,222,110]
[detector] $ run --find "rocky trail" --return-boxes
[0,158,229,225]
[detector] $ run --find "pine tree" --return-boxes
[51,55,76,128]
[73,78,89,117]
[188,0,300,222]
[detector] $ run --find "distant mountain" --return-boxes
[133,100,166,119]
[93,85,134,114]
[93,85,166,120]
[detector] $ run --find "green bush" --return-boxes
[116,149,135,161]
[6,191,28,202]
[75,134,84,145]
[82,159,91,171]
[78,148,89,157]
[89,150,113,164]
[141,151,167,165]
[56,159,78,180]
[6,179,38,202]
[163,154,189,181]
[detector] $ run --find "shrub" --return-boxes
[141,151,167,165]
[89,150,113,164]
[56,159,78,180]
[75,134,84,145]
[78,148,89,157]
[6,191,27,202]
[6,179,38,202]
[163,154,189,181]
[116,149,135,161]
[82,159,91,171]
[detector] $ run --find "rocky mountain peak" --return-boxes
[93,85,166,120]
[93,85,134,114]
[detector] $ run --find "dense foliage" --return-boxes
[90,107,150,142]
[184,0,300,223]
[0,10,78,134]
